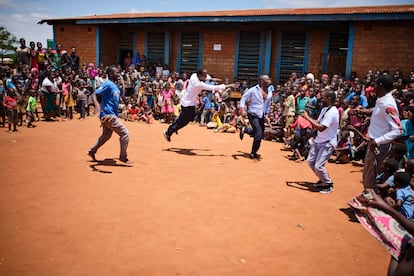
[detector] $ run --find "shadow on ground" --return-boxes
[285,181,322,193]
[89,158,133,174]
[164,147,225,157]
[339,207,359,223]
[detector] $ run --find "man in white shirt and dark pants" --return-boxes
[163,68,235,142]
[239,75,273,160]
[361,74,402,190]
[301,90,339,194]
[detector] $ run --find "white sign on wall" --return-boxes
[213,44,221,51]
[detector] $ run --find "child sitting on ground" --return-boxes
[389,142,408,170]
[384,172,414,220]
[287,115,313,161]
[138,103,153,124]
[377,157,401,197]
[331,129,352,164]
[207,107,220,129]
[127,103,140,121]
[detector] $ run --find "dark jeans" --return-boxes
[245,112,264,155]
[166,105,196,136]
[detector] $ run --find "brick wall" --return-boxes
[169,31,179,72]
[308,30,326,78]
[55,24,96,66]
[135,32,145,61]
[101,27,118,66]
[269,31,279,83]
[353,21,414,77]
[55,20,414,81]
[202,32,236,81]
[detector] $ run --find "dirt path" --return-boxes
[0,117,389,275]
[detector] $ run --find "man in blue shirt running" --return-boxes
[87,65,132,164]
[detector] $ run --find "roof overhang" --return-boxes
[38,5,414,25]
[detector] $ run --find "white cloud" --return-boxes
[128,8,154,13]
[2,10,53,46]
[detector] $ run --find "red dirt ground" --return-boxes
[0,117,389,275]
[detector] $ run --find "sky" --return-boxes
[1,0,412,47]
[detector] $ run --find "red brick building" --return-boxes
[39,5,414,83]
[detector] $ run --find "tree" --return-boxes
[0,26,17,63]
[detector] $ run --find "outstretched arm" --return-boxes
[366,189,414,235]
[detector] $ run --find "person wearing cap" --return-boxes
[163,68,235,142]
[360,74,402,190]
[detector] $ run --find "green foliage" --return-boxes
[0,26,18,59]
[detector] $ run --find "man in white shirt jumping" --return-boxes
[163,68,235,142]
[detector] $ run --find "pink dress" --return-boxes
[161,89,174,113]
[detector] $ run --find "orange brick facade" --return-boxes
[202,32,236,81]
[53,21,414,82]
[55,24,96,66]
[352,21,414,76]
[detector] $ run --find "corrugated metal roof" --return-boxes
[39,4,414,24]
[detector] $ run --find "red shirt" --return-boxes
[128,107,139,115]
[3,96,17,110]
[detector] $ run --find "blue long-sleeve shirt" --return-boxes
[240,84,273,118]
[96,80,120,118]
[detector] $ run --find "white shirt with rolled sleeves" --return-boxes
[180,73,225,107]
[368,92,402,145]
[240,84,273,118]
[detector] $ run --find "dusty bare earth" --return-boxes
[0,116,389,275]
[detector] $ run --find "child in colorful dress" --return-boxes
[161,82,175,123]
[62,76,73,120]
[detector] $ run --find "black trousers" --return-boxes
[166,105,196,136]
[245,112,264,155]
